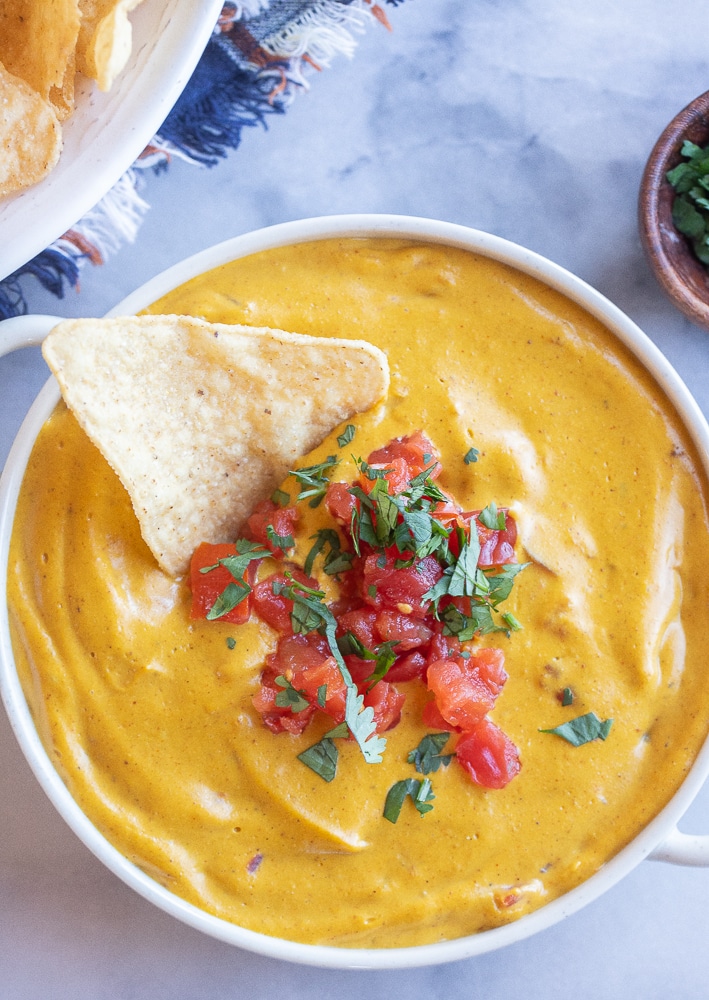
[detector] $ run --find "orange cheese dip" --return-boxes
[8,238,709,948]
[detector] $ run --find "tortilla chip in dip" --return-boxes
[42,314,390,576]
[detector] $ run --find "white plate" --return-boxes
[0,0,223,281]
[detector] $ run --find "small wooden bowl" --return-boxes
[639,90,709,330]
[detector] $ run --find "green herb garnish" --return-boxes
[407,732,454,774]
[540,711,613,746]
[464,447,479,464]
[274,676,310,713]
[337,424,356,447]
[383,778,435,823]
[274,574,387,763]
[297,737,339,782]
[666,140,709,265]
[289,455,340,508]
[304,528,353,577]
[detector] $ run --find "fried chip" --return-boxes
[76,0,145,92]
[0,62,62,197]
[0,0,80,109]
[42,315,390,576]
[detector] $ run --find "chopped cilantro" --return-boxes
[273,573,387,763]
[384,778,435,823]
[540,711,613,746]
[561,686,574,707]
[304,528,353,578]
[407,732,454,774]
[271,488,290,507]
[274,676,310,713]
[206,580,251,620]
[666,140,709,266]
[289,455,340,507]
[226,637,236,650]
[478,502,506,531]
[298,737,339,782]
[337,424,356,447]
[464,447,479,465]
[266,524,294,552]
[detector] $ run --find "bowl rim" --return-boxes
[3,213,709,969]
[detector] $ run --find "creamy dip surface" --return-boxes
[8,238,709,948]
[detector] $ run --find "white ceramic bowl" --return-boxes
[0,0,223,280]
[1,215,709,970]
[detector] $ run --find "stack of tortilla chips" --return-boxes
[0,0,145,197]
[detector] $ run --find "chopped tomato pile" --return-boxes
[190,431,525,792]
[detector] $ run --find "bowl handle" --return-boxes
[0,315,63,356]
[648,826,709,866]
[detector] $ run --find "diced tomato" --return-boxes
[367,431,441,481]
[361,551,442,618]
[455,719,521,789]
[386,649,427,683]
[325,481,357,526]
[336,607,379,649]
[189,541,256,624]
[263,632,348,724]
[421,697,458,731]
[470,646,508,699]
[358,457,410,497]
[251,674,316,735]
[252,567,319,632]
[245,498,298,557]
[425,632,461,666]
[374,609,433,650]
[465,509,518,566]
[363,680,405,732]
[426,648,507,730]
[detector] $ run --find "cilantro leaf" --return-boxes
[540,711,613,746]
[274,675,311,713]
[297,737,338,782]
[289,455,339,507]
[407,732,454,774]
[464,447,479,465]
[337,424,356,447]
[206,580,251,620]
[383,778,435,823]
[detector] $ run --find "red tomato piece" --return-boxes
[252,567,319,633]
[361,551,442,618]
[374,609,433,650]
[367,431,441,481]
[266,632,348,724]
[325,481,356,526]
[245,498,298,557]
[358,456,410,497]
[386,649,427,683]
[421,697,458,731]
[466,509,518,566]
[455,719,521,789]
[336,607,379,649]
[426,648,508,730]
[363,680,405,732]
[251,674,316,735]
[189,541,256,624]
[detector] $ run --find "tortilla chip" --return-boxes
[42,315,390,577]
[0,0,80,104]
[76,0,144,91]
[0,62,62,197]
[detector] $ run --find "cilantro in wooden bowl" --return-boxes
[639,89,709,330]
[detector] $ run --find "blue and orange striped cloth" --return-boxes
[0,0,406,319]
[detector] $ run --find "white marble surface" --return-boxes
[2,1,709,996]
